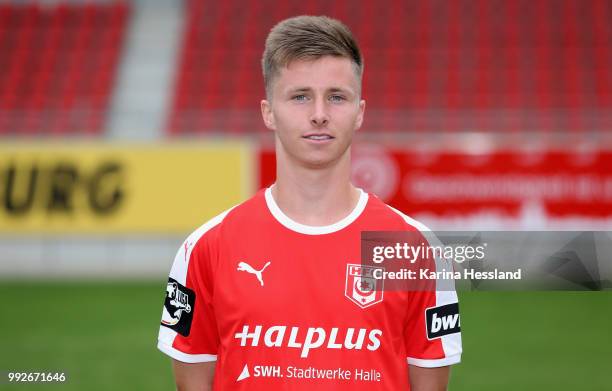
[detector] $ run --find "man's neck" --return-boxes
[272,152,361,227]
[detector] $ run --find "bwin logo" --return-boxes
[237,261,271,286]
[431,313,459,333]
[425,303,461,340]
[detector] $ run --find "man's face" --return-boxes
[261,56,365,169]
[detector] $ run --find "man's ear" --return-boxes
[354,99,366,130]
[261,100,276,130]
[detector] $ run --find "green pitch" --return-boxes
[0,281,610,390]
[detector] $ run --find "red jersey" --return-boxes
[158,187,462,390]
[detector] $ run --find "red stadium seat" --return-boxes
[0,1,130,136]
[167,0,611,135]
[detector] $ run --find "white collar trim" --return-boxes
[264,185,368,235]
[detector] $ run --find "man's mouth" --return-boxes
[303,134,334,140]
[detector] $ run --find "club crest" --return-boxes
[345,264,384,309]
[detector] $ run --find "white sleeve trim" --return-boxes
[407,354,461,368]
[157,340,217,363]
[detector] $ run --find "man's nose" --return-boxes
[310,98,329,127]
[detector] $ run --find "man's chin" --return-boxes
[278,143,351,170]
[301,159,334,169]
[298,153,347,170]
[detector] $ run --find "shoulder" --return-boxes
[364,193,432,232]
[179,189,266,261]
[363,193,444,247]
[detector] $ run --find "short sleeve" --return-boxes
[404,290,462,367]
[157,231,220,363]
[403,231,462,368]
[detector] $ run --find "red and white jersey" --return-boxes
[158,187,462,390]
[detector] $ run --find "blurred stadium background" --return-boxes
[0,0,610,389]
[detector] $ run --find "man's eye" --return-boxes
[292,95,308,102]
[329,95,346,103]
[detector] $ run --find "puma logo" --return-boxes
[237,261,271,286]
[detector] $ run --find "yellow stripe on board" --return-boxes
[0,142,253,234]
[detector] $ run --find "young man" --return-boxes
[158,16,461,390]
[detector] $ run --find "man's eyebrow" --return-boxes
[286,87,312,93]
[328,87,351,93]
[285,86,354,94]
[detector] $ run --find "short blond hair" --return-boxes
[262,15,363,97]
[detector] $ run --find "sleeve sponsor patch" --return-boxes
[425,303,460,340]
[161,278,196,337]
